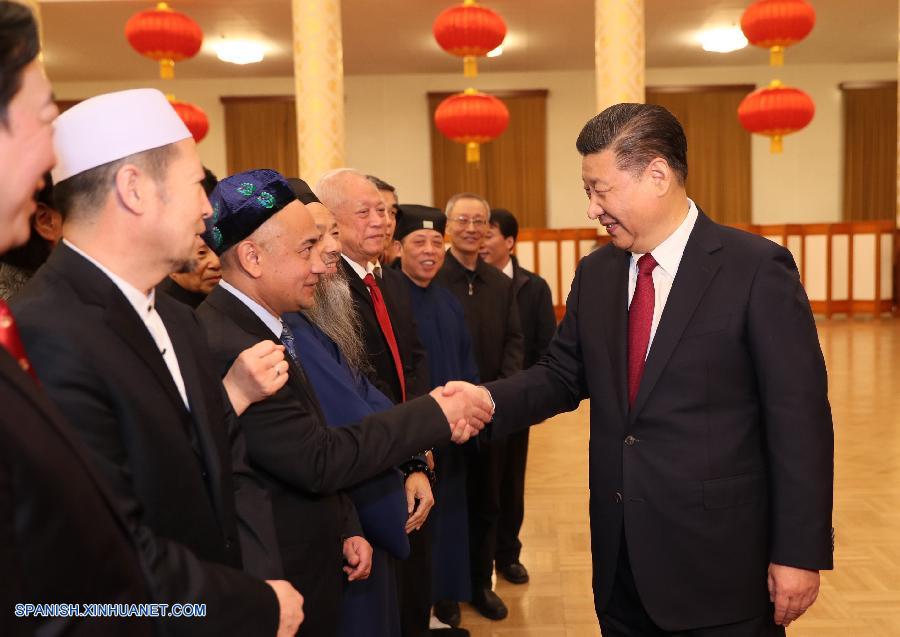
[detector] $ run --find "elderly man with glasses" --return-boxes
[434,193,523,623]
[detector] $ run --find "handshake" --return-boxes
[429,381,495,444]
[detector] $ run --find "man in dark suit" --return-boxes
[478,208,557,585]
[435,193,524,622]
[0,5,153,634]
[12,89,304,637]
[446,103,834,636]
[317,169,430,404]
[196,169,492,637]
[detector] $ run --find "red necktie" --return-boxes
[363,273,406,401]
[627,254,657,410]
[0,300,39,383]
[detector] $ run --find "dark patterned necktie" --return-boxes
[363,272,406,401]
[627,254,658,410]
[280,324,298,363]
[0,300,39,383]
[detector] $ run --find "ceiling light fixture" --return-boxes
[486,45,503,58]
[700,26,748,53]
[215,39,265,65]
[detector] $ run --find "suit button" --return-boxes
[614,491,623,503]
[624,435,637,446]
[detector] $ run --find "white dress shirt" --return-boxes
[342,254,376,281]
[63,239,189,408]
[501,257,514,280]
[627,199,699,357]
[218,280,284,338]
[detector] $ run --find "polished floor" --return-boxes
[457,318,900,636]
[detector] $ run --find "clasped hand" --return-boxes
[429,381,495,443]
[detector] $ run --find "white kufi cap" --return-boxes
[52,88,191,183]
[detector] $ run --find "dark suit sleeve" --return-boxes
[340,493,364,539]
[747,244,834,570]
[240,388,449,494]
[0,461,34,637]
[486,261,589,438]
[531,277,557,367]
[20,332,278,637]
[223,387,284,580]
[405,310,432,399]
[500,284,524,379]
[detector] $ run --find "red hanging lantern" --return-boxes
[433,0,506,78]
[125,2,203,79]
[741,0,815,66]
[167,96,209,143]
[434,89,509,163]
[737,80,814,153]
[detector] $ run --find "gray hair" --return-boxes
[315,168,369,212]
[444,192,491,219]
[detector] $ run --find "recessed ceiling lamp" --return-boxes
[699,26,748,53]
[486,44,503,58]
[215,39,266,65]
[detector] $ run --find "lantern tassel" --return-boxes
[463,56,478,78]
[770,135,783,154]
[769,46,784,67]
[160,58,175,80]
[466,142,480,163]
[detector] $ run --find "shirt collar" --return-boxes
[342,254,375,280]
[63,238,155,320]
[501,258,514,279]
[631,198,699,278]
[218,279,283,338]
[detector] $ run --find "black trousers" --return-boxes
[466,437,505,589]
[397,516,433,637]
[495,428,529,567]
[600,541,785,637]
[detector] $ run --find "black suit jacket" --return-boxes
[12,245,278,637]
[485,211,834,630]
[0,349,153,637]
[436,250,524,383]
[340,258,430,403]
[510,256,556,370]
[197,285,451,636]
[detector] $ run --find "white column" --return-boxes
[594,0,645,112]
[291,0,346,185]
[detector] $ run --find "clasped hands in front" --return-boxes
[429,381,494,443]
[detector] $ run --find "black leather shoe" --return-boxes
[498,562,530,584]
[470,588,508,620]
[433,600,461,628]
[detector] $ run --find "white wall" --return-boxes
[52,61,897,228]
[647,62,897,225]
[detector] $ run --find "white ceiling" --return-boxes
[39,0,897,83]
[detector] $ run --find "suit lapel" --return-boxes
[156,296,219,471]
[48,245,189,413]
[341,258,373,305]
[630,212,723,421]
[206,286,327,423]
[603,249,631,421]
[0,349,137,539]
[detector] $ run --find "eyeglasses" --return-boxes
[449,216,487,228]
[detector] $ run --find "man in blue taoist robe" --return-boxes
[393,205,480,631]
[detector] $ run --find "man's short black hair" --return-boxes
[489,208,519,242]
[366,174,395,194]
[576,103,688,184]
[0,0,40,125]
